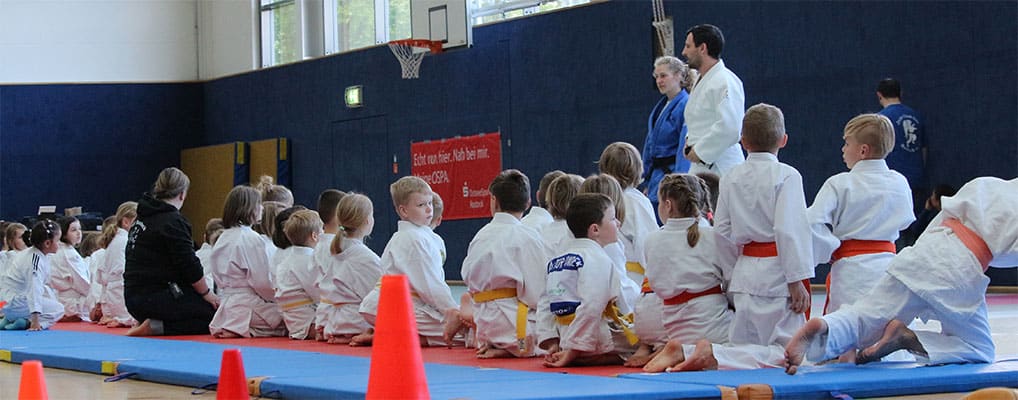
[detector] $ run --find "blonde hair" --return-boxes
[546,174,584,220]
[284,209,323,247]
[658,173,711,247]
[115,201,138,229]
[330,193,374,255]
[580,174,627,225]
[390,176,431,208]
[598,142,643,189]
[654,56,697,90]
[741,103,785,152]
[843,113,895,159]
[432,192,444,221]
[152,167,190,200]
[257,175,294,207]
[204,218,225,245]
[255,201,286,237]
[99,221,119,248]
[4,223,26,250]
[222,185,262,228]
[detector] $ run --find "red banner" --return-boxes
[411,132,502,221]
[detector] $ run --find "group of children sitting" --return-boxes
[1,105,1014,375]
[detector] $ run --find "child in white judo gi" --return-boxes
[320,193,381,345]
[459,169,552,358]
[632,174,735,370]
[540,174,584,254]
[786,176,1018,374]
[809,114,914,316]
[97,201,138,328]
[312,189,346,341]
[714,103,813,348]
[0,220,65,330]
[209,185,286,338]
[598,142,659,293]
[50,216,92,321]
[521,170,564,231]
[539,193,637,367]
[353,176,461,347]
[275,209,323,340]
[195,218,224,295]
[577,175,642,337]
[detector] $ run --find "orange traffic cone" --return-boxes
[18,360,47,400]
[366,274,429,399]
[216,349,248,400]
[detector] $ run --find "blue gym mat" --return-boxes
[1,330,719,399]
[618,358,1018,399]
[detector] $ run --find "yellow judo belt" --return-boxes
[280,298,314,311]
[319,298,352,306]
[471,288,529,352]
[554,300,639,346]
[625,261,645,275]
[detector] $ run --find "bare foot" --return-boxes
[315,326,326,342]
[59,314,82,323]
[105,320,130,328]
[857,320,926,364]
[350,329,374,347]
[624,344,654,368]
[327,334,353,345]
[126,319,153,336]
[442,310,465,346]
[478,347,513,359]
[543,348,579,368]
[644,340,685,372]
[785,318,828,375]
[837,350,857,364]
[214,330,242,339]
[668,340,718,372]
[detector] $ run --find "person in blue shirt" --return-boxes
[642,56,697,213]
[877,78,927,214]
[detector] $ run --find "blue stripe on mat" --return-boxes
[1,331,719,399]
[619,359,1018,400]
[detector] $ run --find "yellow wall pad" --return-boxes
[962,387,1018,400]
[181,142,242,241]
[0,350,11,362]
[248,138,283,186]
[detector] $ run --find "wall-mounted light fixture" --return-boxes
[345,85,363,108]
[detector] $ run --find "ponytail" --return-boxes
[686,220,701,247]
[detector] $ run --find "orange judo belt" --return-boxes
[943,218,993,271]
[742,241,813,319]
[824,240,896,315]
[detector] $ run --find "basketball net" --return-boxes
[388,40,442,79]
[652,0,674,57]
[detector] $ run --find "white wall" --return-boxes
[197,0,259,80]
[0,0,199,84]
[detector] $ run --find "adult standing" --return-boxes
[681,24,746,175]
[877,78,927,213]
[642,56,696,210]
[124,167,219,336]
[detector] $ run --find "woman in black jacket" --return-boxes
[124,167,219,336]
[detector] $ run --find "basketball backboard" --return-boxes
[411,0,472,50]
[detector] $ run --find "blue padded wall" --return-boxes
[201,1,1016,280]
[0,83,203,222]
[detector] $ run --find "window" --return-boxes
[261,0,301,67]
[471,0,589,25]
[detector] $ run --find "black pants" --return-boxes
[126,287,215,335]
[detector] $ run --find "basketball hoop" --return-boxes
[388,39,443,79]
